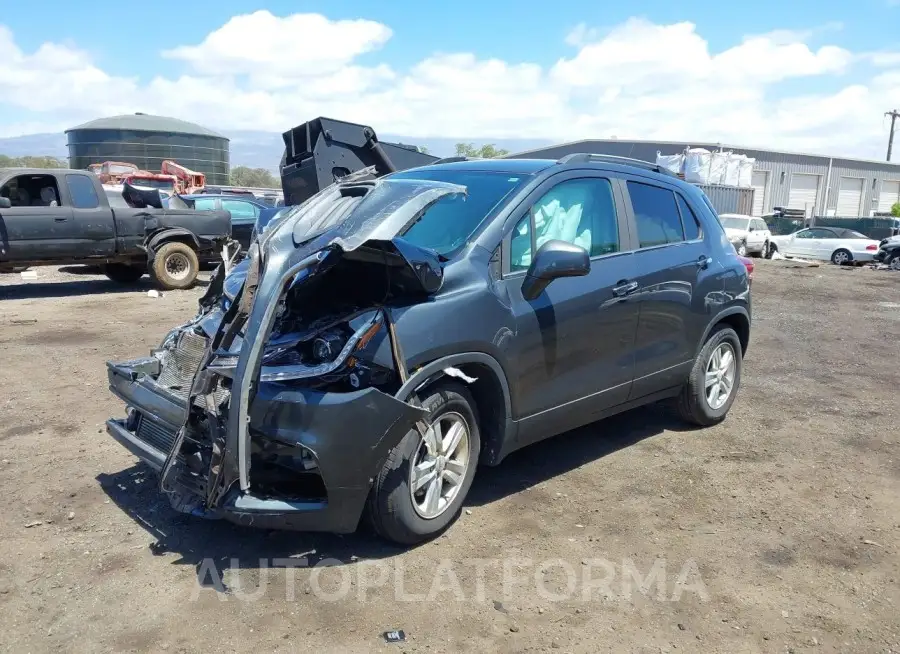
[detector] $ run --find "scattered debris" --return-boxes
[678,623,687,631]
[382,630,406,644]
[9,318,37,325]
[509,625,520,633]
[493,600,508,614]
[67,512,75,521]
[443,366,478,384]
[147,289,162,298]
[24,521,43,528]
[861,539,883,548]
[781,610,790,618]
[465,509,472,515]
[771,250,785,260]
[537,607,545,614]
[20,270,38,280]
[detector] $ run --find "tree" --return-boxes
[229,166,279,188]
[0,154,66,168]
[454,143,510,159]
[892,202,900,218]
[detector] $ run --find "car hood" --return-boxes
[213,174,467,305]
[723,227,746,239]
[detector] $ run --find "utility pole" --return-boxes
[887,110,900,162]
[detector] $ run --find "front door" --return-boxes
[498,172,640,442]
[621,179,711,399]
[0,173,75,263]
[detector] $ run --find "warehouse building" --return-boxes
[65,113,230,185]
[510,139,900,218]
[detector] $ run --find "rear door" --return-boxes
[621,178,712,399]
[499,170,640,440]
[221,199,261,249]
[63,173,116,258]
[0,172,74,263]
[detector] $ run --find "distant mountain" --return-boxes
[0,129,554,173]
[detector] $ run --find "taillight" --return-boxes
[866,244,878,251]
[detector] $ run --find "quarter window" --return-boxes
[509,178,619,271]
[675,194,702,241]
[628,181,685,248]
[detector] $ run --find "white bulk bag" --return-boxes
[708,150,729,185]
[684,148,712,184]
[655,151,685,175]
[724,153,742,186]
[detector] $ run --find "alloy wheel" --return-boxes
[409,412,471,519]
[705,343,736,410]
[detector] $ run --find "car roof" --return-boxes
[400,158,557,175]
[181,193,266,204]
[719,213,752,219]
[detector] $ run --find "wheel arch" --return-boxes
[698,307,750,357]
[145,228,200,253]
[395,352,514,466]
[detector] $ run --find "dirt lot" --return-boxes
[1,261,898,654]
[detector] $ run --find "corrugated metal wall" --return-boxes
[509,140,900,217]
[698,184,755,215]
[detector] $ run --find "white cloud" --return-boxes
[0,11,898,159]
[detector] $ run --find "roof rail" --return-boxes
[557,153,676,176]
[432,156,476,164]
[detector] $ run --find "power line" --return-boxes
[887,109,900,162]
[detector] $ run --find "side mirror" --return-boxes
[0,197,10,209]
[521,239,590,301]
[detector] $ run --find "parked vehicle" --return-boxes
[178,194,270,250]
[104,153,751,545]
[768,227,880,265]
[161,160,206,194]
[0,168,232,289]
[874,238,900,269]
[719,213,771,257]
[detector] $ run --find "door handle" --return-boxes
[697,255,712,269]
[54,217,68,222]
[612,280,638,297]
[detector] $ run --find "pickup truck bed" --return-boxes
[0,167,232,289]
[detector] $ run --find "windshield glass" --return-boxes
[845,230,868,239]
[387,169,530,255]
[720,216,750,230]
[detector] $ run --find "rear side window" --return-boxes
[66,175,99,209]
[675,194,702,241]
[628,181,684,248]
[193,198,217,211]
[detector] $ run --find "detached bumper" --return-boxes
[106,358,424,534]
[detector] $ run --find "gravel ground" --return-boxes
[0,261,898,654]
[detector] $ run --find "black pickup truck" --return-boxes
[0,168,232,289]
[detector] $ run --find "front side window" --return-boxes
[193,198,217,211]
[628,181,684,248]
[66,175,99,209]
[510,177,619,271]
[794,229,813,239]
[222,199,260,220]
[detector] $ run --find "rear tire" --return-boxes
[366,382,481,545]
[150,242,199,290]
[677,324,742,426]
[831,249,852,266]
[103,263,145,284]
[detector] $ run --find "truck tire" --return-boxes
[150,241,199,290]
[676,324,742,426]
[103,263,145,284]
[366,381,481,545]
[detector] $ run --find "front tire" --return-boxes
[103,263,145,284]
[150,242,199,290]
[736,241,748,257]
[831,249,852,266]
[676,324,742,426]
[366,382,481,545]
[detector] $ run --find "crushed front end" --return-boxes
[105,174,464,532]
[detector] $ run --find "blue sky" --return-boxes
[0,1,898,157]
[3,0,894,80]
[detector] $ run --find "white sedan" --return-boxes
[768,227,880,265]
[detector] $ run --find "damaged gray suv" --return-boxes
[105,155,751,544]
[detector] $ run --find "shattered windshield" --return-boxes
[388,169,530,255]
